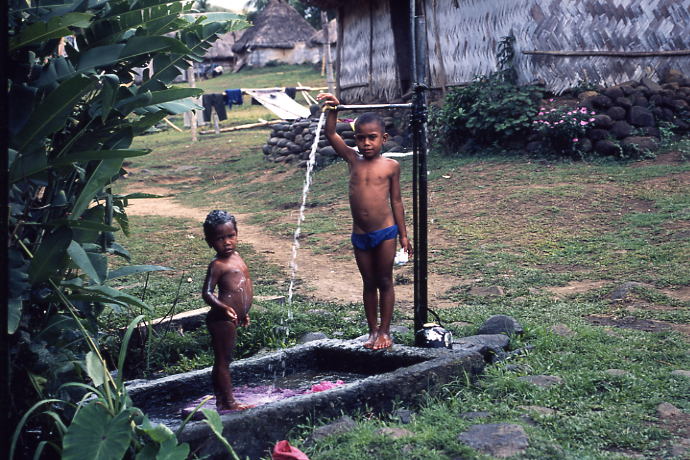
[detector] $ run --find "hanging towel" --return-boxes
[285,87,297,99]
[224,89,243,107]
[202,93,227,122]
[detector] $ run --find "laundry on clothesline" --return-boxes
[284,87,296,99]
[244,89,310,120]
[202,93,227,122]
[224,89,243,107]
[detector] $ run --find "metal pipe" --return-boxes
[336,103,413,110]
[412,14,429,345]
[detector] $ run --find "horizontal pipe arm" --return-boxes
[337,103,413,110]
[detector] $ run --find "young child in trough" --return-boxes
[202,210,255,412]
[317,92,413,350]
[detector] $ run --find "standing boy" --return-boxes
[316,93,412,350]
[202,210,254,411]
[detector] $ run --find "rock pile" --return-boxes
[262,116,408,168]
[574,70,689,155]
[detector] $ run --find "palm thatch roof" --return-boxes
[310,18,337,45]
[232,0,317,52]
[206,30,245,59]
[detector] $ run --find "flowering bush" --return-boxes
[533,103,597,156]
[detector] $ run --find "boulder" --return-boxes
[594,139,621,156]
[477,315,523,336]
[606,106,627,120]
[610,120,633,139]
[621,136,659,152]
[629,106,655,127]
[458,424,529,458]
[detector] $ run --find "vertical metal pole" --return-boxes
[412,12,429,344]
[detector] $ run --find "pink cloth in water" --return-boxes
[181,381,347,419]
[272,440,309,460]
[309,380,345,393]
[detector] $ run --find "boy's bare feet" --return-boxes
[217,402,255,413]
[363,329,378,349]
[372,332,393,350]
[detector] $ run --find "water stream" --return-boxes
[287,112,326,307]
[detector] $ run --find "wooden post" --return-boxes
[187,66,198,142]
[321,11,335,94]
[213,111,220,134]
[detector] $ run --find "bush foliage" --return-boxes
[8,0,248,457]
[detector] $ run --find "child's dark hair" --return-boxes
[354,112,385,132]
[203,210,237,241]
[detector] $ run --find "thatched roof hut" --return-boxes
[307,0,690,102]
[310,18,337,46]
[205,29,245,62]
[232,0,319,68]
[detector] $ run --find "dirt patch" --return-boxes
[632,151,688,167]
[544,280,609,298]
[123,185,463,311]
[661,286,690,303]
[584,314,690,338]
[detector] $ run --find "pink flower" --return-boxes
[589,118,595,122]
[580,121,588,125]
[549,98,554,102]
[572,138,579,142]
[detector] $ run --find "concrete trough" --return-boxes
[127,339,485,459]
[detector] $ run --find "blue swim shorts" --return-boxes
[351,225,398,251]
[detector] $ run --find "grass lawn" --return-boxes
[109,64,690,459]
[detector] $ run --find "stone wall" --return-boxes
[535,70,690,156]
[262,115,408,167]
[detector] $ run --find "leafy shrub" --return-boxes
[533,105,597,157]
[429,77,543,153]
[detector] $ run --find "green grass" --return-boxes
[116,80,690,458]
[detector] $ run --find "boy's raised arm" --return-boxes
[316,93,357,163]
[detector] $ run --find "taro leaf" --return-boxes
[12,74,95,152]
[8,299,22,334]
[85,350,106,387]
[28,227,72,284]
[155,437,190,460]
[67,241,104,284]
[70,158,123,219]
[201,408,239,458]
[9,12,94,51]
[107,265,171,281]
[137,416,174,443]
[62,402,132,460]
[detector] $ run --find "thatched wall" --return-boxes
[315,0,690,100]
[337,0,399,103]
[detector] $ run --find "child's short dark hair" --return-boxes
[354,112,385,132]
[203,210,237,240]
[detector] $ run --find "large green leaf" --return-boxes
[53,149,151,165]
[12,74,96,152]
[78,36,190,72]
[181,12,247,26]
[85,350,106,387]
[201,409,240,459]
[9,12,94,51]
[70,158,124,219]
[155,437,190,460]
[79,285,151,310]
[62,402,132,460]
[28,227,73,284]
[107,264,171,280]
[8,299,22,334]
[67,240,104,284]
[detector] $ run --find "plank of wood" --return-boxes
[199,119,284,135]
